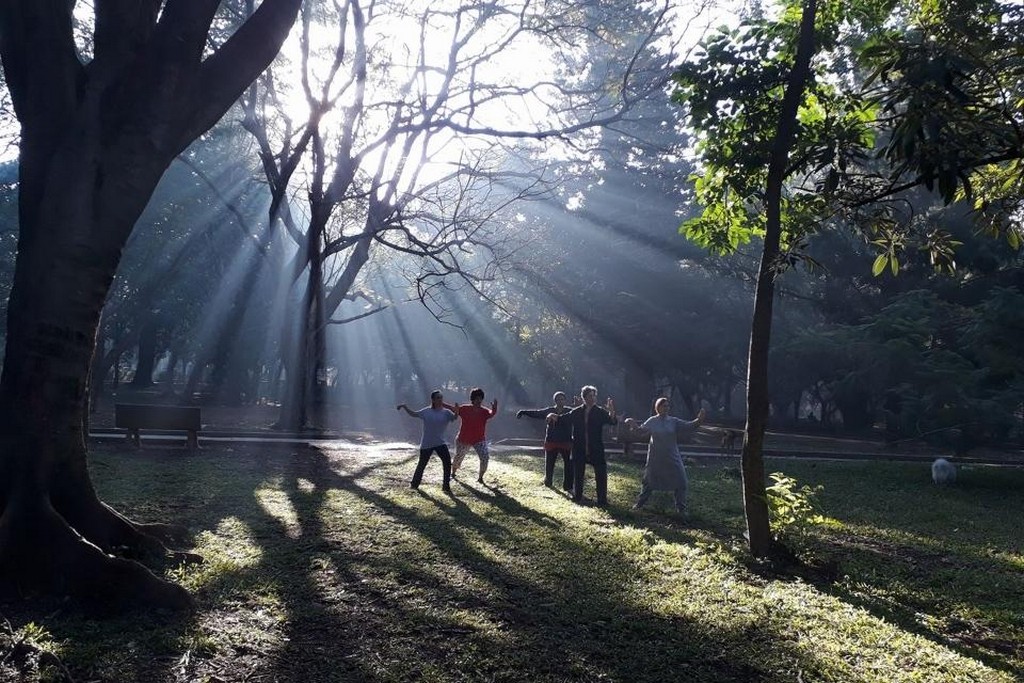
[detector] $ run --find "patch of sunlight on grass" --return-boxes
[175,516,264,592]
[996,550,1024,570]
[635,522,1015,682]
[840,521,960,548]
[296,477,316,493]
[255,481,301,539]
[755,581,1003,683]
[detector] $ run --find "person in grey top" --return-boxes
[626,398,705,514]
[398,389,457,492]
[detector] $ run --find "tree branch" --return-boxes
[181,0,302,151]
[0,2,83,138]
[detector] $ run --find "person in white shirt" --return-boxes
[397,390,457,493]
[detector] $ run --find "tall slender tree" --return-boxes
[673,0,1023,556]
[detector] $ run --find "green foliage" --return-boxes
[672,0,891,268]
[772,284,1024,448]
[0,619,62,682]
[764,471,824,538]
[675,0,1024,273]
[859,1,1024,205]
[963,159,1024,250]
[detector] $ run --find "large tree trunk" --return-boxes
[741,0,818,558]
[0,0,301,609]
[0,144,192,608]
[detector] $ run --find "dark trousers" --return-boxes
[411,445,452,489]
[572,452,607,504]
[544,448,573,490]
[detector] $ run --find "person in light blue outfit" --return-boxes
[626,398,705,514]
[397,389,457,492]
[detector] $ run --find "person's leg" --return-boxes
[593,457,608,505]
[633,479,653,509]
[452,441,470,477]
[544,450,556,486]
[558,449,573,491]
[673,465,689,513]
[411,448,432,488]
[572,453,586,502]
[437,445,453,492]
[474,441,490,482]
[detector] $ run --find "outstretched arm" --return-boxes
[682,407,707,427]
[624,417,651,436]
[517,407,550,420]
[396,404,418,418]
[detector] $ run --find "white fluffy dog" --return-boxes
[931,457,957,485]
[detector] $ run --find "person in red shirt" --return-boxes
[447,387,498,483]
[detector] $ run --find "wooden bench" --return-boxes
[115,404,201,450]
[614,421,714,458]
[614,421,647,459]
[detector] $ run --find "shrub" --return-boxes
[765,472,824,539]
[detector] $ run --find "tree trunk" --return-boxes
[130,314,158,387]
[277,282,311,431]
[0,0,301,609]
[741,0,818,558]
[0,153,192,609]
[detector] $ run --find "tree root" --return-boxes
[50,485,190,564]
[58,497,204,570]
[0,496,193,612]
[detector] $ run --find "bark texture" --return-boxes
[742,0,818,558]
[0,0,300,610]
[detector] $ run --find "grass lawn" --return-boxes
[3,443,1022,682]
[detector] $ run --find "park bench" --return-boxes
[115,403,201,450]
[613,420,721,459]
[614,420,647,459]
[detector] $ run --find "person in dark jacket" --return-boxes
[517,391,574,491]
[547,385,617,505]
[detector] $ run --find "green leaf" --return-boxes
[1008,229,1021,250]
[872,253,887,276]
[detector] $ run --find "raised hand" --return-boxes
[491,399,498,412]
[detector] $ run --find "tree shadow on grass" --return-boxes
[734,460,1024,680]
[600,457,1024,680]
[272,447,832,683]
[784,525,1024,680]
[163,444,845,682]
[38,443,1011,682]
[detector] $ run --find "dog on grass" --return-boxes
[721,429,740,455]
[931,457,957,485]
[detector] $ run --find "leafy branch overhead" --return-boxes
[672,0,1024,275]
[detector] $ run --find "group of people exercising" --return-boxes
[397,384,704,513]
